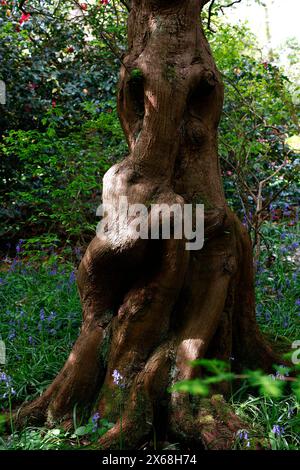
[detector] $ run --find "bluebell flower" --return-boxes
[237,430,250,447]
[9,259,18,272]
[282,317,289,329]
[112,369,125,388]
[47,311,56,322]
[91,412,100,432]
[0,371,16,398]
[74,247,82,259]
[68,271,76,285]
[272,425,284,437]
[265,312,271,322]
[256,304,263,315]
[16,240,23,254]
[40,308,45,321]
[8,331,16,341]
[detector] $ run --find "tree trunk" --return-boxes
[14,0,280,450]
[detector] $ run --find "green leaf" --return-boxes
[189,358,229,374]
[169,379,209,396]
[247,370,285,398]
[74,426,89,436]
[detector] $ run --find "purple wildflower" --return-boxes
[9,259,18,272]
[282,317,289,329]
[112,369,125,388]
[40,308,45,321]
[74,247,82,259]
[91,412,100,432]
[68,271,76,285]
[256,304,263,316]
[237,430,250,447]
[49,266,57,275]
[265,312,271,322]
[272,425,284,437]
[16,239,24,254]
[8,331,16,341]
[0,371,16,398]
[47,311,56,322]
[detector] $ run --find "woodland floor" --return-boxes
[0,221,299,450]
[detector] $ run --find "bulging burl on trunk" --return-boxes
[14,0,280,449]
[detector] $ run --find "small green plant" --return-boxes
[73,414,114,443]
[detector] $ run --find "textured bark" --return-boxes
[14,0,280,449]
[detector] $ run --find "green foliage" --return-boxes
[246,369,285,398]
[74,418,114,440]
[0,105,126,244]
[209,21,300,226]
[232,396,300,450]
[0,0,125,132]
[0,253,81,403]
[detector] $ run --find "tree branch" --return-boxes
[120,0,131,11]
[207,0,216,33]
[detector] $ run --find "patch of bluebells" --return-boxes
[69,271,76,284]
[272,425,285,437]
[38,309,58,335]
[237,430,251,447]
[0,371,16,399]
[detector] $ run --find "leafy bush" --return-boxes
[0,105,126,247]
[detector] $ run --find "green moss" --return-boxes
[131,68,143,80]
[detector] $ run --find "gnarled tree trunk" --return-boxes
[15,0,280,449]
